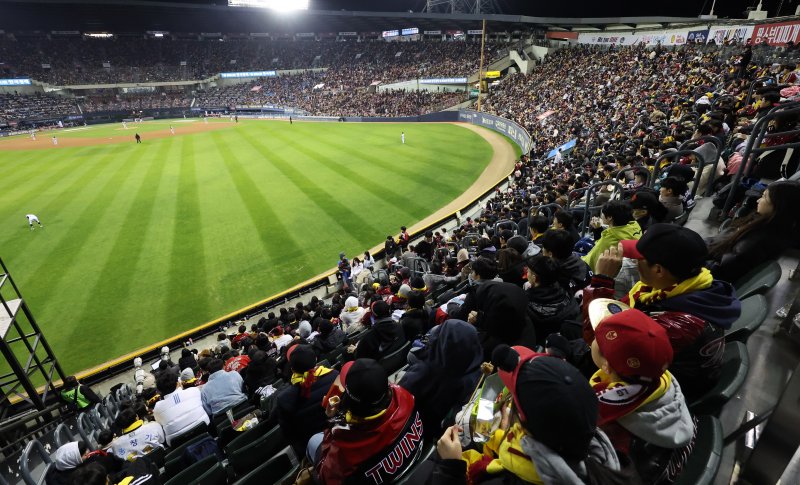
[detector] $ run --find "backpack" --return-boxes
[182,436,222,465]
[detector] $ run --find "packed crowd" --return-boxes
[79,92,191,113]
[0,93,80,126]
[0,36,509,85]
[195,74,465,116]
[40,40,800,485]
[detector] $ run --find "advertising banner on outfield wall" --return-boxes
[458,109,531,153]
[751,21,800,46]
[707,25,753,45]
[578,28,689,46]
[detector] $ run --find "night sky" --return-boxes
[309,0,794,19]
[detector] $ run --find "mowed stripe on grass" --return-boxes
[0,120,494,373]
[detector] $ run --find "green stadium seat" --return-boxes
[163,455,219,485]
[228,423,288,477]
[673,415,723,485]
[726,294,769,342]
[144,446,166,469]
[396,441,437,484]
[734,260,782,299]
[689,341,750,416]
[378,342,412,374]
[232,446,299,485]
[224,420,276,456]
[170,421,210,449]
[211,400,254,431]
[163,432,212,479]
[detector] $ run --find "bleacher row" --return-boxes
[12,241,783,485]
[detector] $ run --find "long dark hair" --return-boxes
[709,180,800,257]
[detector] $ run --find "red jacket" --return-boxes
[582,274,740,399]
[317,385,423,485]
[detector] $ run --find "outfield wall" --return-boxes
[69,111,528,387]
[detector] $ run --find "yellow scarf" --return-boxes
[628,267,713,308]
[122,420,144,434]
[290,366,333,385]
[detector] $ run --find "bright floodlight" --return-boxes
[228,0,309,10]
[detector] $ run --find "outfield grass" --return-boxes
[0,119,495,373]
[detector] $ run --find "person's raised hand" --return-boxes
[437,425,463,460]
[596,242,624,278]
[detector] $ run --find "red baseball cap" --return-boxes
[594,309,673,382]
[493,345,545,422]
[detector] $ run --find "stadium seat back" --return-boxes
[163,455,218,485]
[20,440,52,485]
[232,446,299,485]
[689,341,750,415]
[54,423,76,448]
[733,260,782,299]
[725,294,769,342]
[224,420,275,456]
[169,421,210,449]
[378,342,412,374]
[228,425,288,477]
[163,432,213,479]
[76,412,98,450]
[673,415,722,485]
[396,441,437,485]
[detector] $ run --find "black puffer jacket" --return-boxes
[355,317,406,361]
[526,283,580,339]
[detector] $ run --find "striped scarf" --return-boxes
[627,267,713,308]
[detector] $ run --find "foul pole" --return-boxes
[477,18,486,111]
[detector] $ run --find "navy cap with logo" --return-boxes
[621,223,708,277]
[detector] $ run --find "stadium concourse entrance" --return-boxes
[0,257,66,458]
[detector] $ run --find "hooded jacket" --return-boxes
[276,367,339,456]
[583,274,740,401]
[354,316,406,361]
[340,297,367,335]
[604,377,695,484]
[582,220,643,271]
[457,281,537,362]
[526,283,581,338]
[399,320,482,435]
[316,385,423,485]
[556,254,593,293]
[312,326,347,356]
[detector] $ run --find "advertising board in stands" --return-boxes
[382,30,399,38]
[687,29,709,44]
[751,20,800,46]
[220,71,277,78]
[458,109,531,153]
[578,28,690,46]
[420,77,468,84]
[0,78,32,86]
[468,30,483,35]
[338,32,357,36]
[707,25,753,45]
[424,30,442,35]
[546,31,578,40]
[402,28,419,36]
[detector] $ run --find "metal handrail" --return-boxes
[567,180,625,236]
[745,76,778,106]
[719,102,800,217]
[650,149,709,198]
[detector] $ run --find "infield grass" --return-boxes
[0,119,494,373]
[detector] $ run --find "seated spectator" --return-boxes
[314,359,423,484]
[552,209,581,247]
[231,325,249,346]
[528,214,550,244]
[269,326,293,351]
[200,358,247,416]
[456,265,537,361]
[659,176,688,221]
[70,458,159,485]
[214,333,231,354]
[110,408,165,461]
[152,371,210,446]
[630,191,668,231]
[399,291,430,342]
[273,344,338,456]
[540,229,592,292]
[312,318,347,356]
[497,247,526,287]
[340,296,367,335]
[708,180,800,282]
[224,350,251,373]
[586,223,741,400]
[179,368,198,389]
[431,345,628,484]
[59,375,101,411]
[48,441,88,485]
[243,350,277,402]
[399,319,481,436]
[524,254,580,340]
[590,307,695,483]
[351,301,406,361]
[178,348,198,372]
[582,200,642,272]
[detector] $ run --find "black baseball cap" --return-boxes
[621,223,708,277]
[339,359,390,416]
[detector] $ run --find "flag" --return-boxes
[251,85,262,92]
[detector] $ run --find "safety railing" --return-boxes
[567,180,625,236]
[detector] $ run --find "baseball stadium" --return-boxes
[1,0,800,483]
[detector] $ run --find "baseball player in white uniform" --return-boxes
[170,126,175,135]
[26,214,43,230]
[401,132,405,144]
[122,121,128,129]
[30,130,36,141]
[51,136,58,146]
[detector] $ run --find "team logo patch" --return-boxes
[627,357,641,369]
[605,330,618,340]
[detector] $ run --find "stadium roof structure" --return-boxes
[0,0,708,33]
